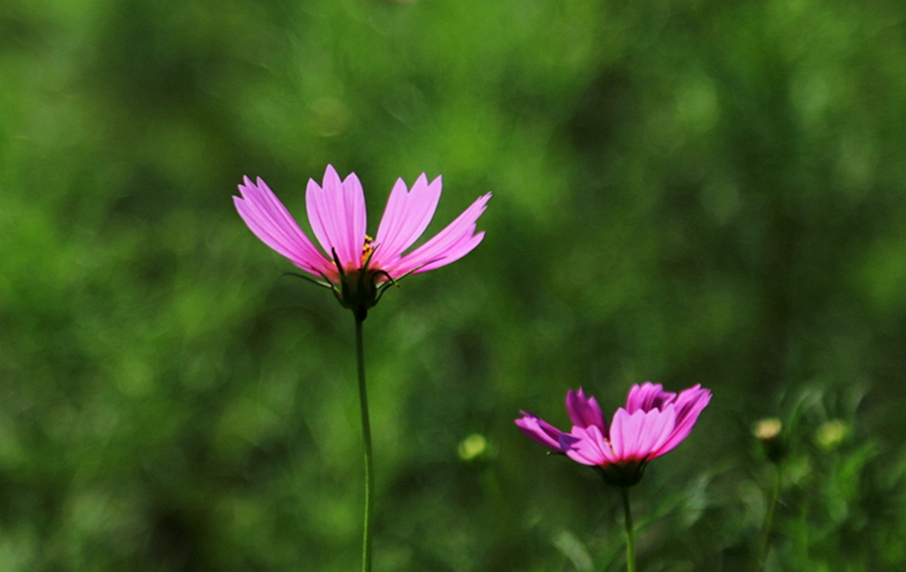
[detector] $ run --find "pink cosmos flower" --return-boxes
[516,383,711,486]
[234,165,490,318]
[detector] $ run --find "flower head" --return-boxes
[516,383,711,487]
[234,165,490,319]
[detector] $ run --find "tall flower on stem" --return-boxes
[235,165,490,572]
[516,383,711,572]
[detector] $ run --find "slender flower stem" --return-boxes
[355,316,375,572]
[759,465,782,569]
[621,487,636,572]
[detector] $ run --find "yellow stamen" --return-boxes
[361,235,374,266]
[328,235,375,269]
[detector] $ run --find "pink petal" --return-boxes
[656,385,711,456]
[640,404,677,459]
[609,407,676,461]
[373,175,443,266]
[566,388,606,433]
[563,425,616,466]
[414,229,485,273]
[625,382,677,413]
[387,192,491,276]
[515,412,564,451]
[609,409,638,460]
[233,177,335,278]
[305,165,367,270]
[304,166,339,260]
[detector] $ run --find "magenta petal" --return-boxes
[305,165,367,270]
[609,408,638,460]
[625,381,677,413]
[656,385,712,455]
[515,412,564,451]
[373,175,443,266]
[638,404,677,460]
[609,407,676,461]
[415,229,485,273]
[388,192,491,276]
[305,166,338,261]
[340,171,367,267]
[233,177,334,278]
[673,384,711,426]
[566,388,606,433]
[563,426,615,465]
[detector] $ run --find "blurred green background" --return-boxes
[3,0,906,570]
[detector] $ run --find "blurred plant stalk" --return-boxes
[753,417,784,570]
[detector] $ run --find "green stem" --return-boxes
[621,487,636,572]
[759,465,781,570]
[355,316,375,572]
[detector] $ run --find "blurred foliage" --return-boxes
[2,0,906,570]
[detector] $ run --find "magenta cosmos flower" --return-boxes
[516,383,711,486]
[234,165,490,319]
